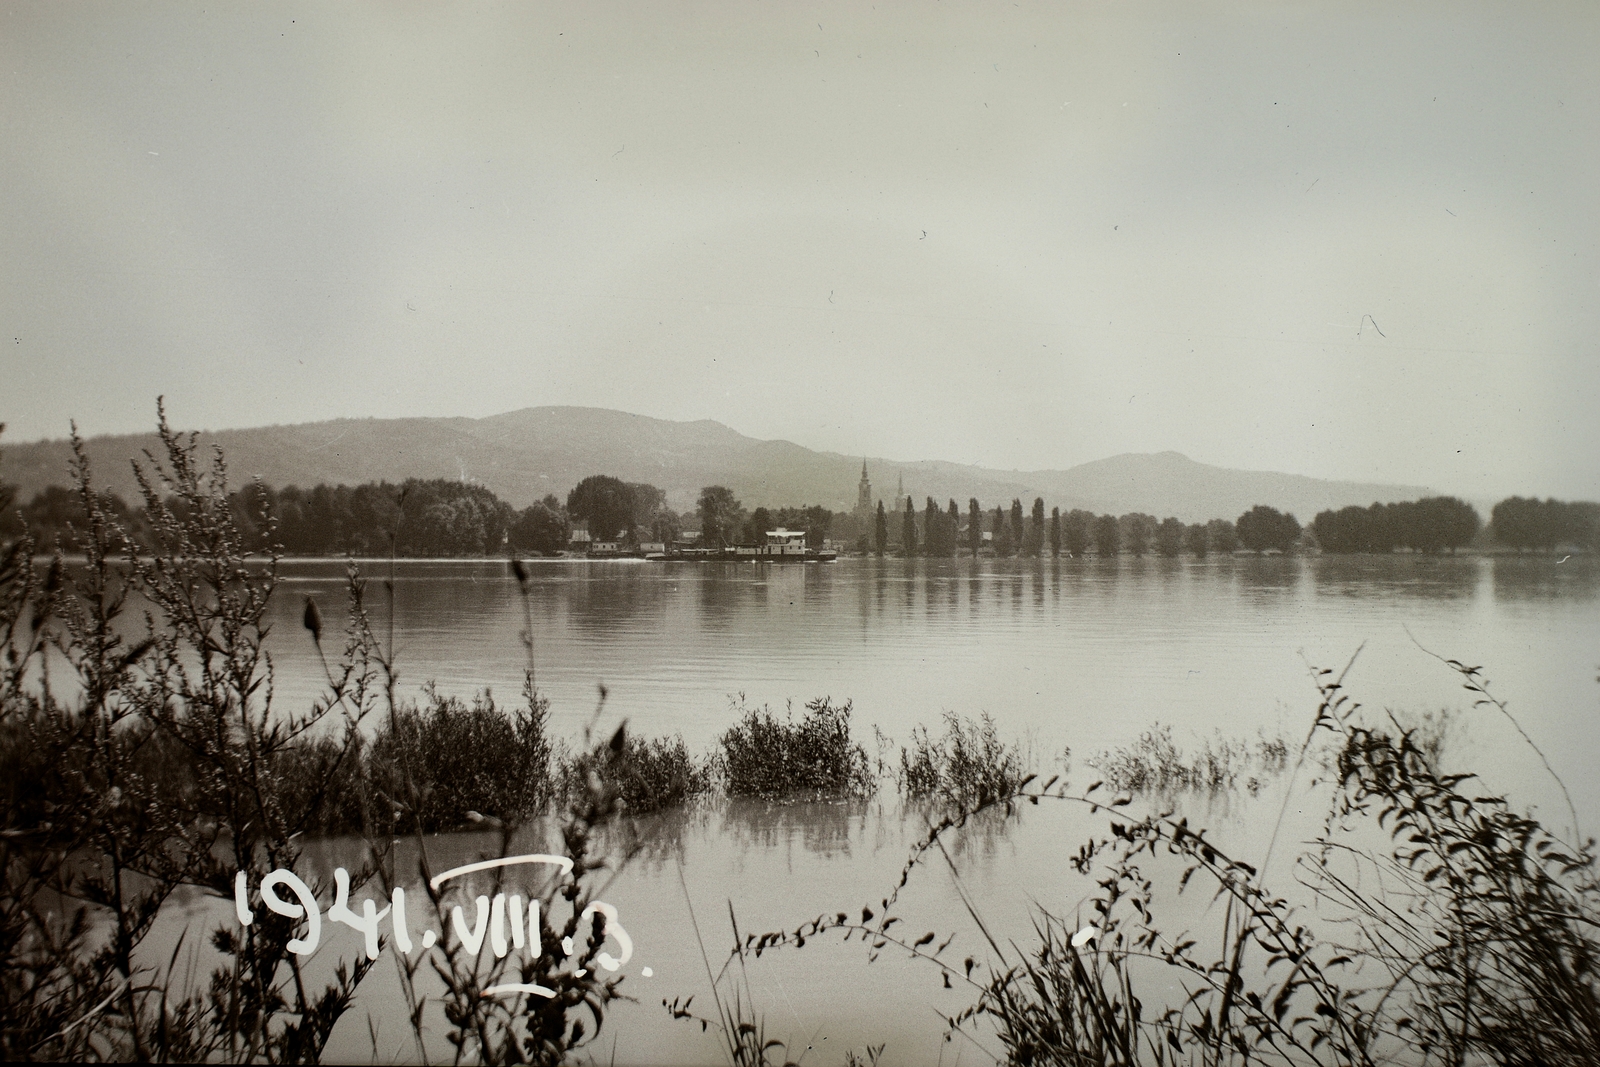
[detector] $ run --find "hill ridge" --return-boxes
[1,407,1438,524]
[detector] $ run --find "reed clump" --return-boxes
[717,697,875,799]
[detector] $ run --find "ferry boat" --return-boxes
[658,528,836,562]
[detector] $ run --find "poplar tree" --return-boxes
[994,505,1012,557]
[902,498,918,556]
[874,501,888,556]
[1050,507,1061,557]
[923,497,941,556]
[968,498,982,557]
[947,500,961,557]
[1025,497,1046,557]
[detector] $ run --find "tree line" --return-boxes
[0,468,835,558]
[858,492,1591,558]
[2,458,1595,558]
[865,497,1277,558]
[1311,498,1481,554]
[1489,496,1600,552]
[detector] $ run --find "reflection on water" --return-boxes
[52,552,1590,1063]
[257,556,1600,820]
[249,785,1304,1064]
[1310,553,1486,601]
[1491,554,1600,602]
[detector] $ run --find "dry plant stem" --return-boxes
[1403,623,1582,841]
[668,861,798,1067]
[1206,643,1364,1062]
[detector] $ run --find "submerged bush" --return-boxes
[559,729,710,816]
[718,697,875,799]
[897,711,1029,810]
[2,412,377,1062]
[1086,722,1292,795]
[367,684,552,833]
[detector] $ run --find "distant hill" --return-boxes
[1,407,1436,524]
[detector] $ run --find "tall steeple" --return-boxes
[896,471,905,510]
[856,459,873,517]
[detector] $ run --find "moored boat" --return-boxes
[657,527,836,562]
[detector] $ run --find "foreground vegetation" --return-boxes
[3,412,1597,1065]
[728,655,1600,1067]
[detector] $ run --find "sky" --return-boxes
[2,1,1597,501]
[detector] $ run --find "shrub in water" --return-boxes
[897,711,1028,810]
[367,684,552,832]
[1087,722,1295,795]
[559,729,710,815]
[719,697,874,799]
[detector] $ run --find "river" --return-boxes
[168,554,1600,1063]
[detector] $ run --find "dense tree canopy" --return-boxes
[1492,497,1599,552]
[1093,513,1120,557]
[0,483,146,551]
[509,501,568,556]
[240,479,514,556]
[1207,518,1239,554]
[567,475,636,541]
[697,485,743,549]
[1120,513,1155,557]
[1063,510,1093,556]
[1155,517,1185,557]
[1314,497,1481,554]
[1236,505,1302,553]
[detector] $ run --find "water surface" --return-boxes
[173,554,1600,1063]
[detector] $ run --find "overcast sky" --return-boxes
[3,2,1596,500]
